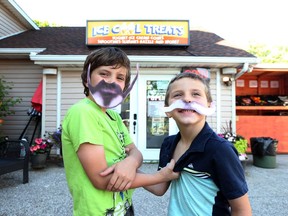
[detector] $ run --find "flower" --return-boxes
[30,137,52,155]
[218,121,248,159]
[44,125,62,149]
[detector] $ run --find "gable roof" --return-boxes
[0,27,259,68]
[0,27,254,57]
[0,0,259,69]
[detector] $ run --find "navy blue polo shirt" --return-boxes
[158,122,248,216]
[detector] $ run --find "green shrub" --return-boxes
[0,77,22,119]
[234,138,248,154]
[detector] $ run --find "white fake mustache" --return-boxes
[163,100,216,116]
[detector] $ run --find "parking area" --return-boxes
[0,154,288,215]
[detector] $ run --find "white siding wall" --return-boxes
[220,75,233,133]
[49,69,229,135]
[0,60,42,140]
[206,72,217,130]
[44,75,58,131]
[44,70,84,133]
[0,63,233,145]
[61,71,84,119]
[202,72,233,133]
[0,4,26,39]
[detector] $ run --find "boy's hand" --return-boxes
[100,148,130,177]
[159,159,180,181]
[100,157,137,191]
[100,147,140,192]
[100,164,116,176]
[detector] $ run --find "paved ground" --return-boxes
[0,154,288,216]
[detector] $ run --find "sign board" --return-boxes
[86,20,190,46]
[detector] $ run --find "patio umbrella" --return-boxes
[19,80,42,142]
[31,79,42,112]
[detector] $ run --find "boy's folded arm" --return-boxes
[101,159,179,192]
[100,143,143,191]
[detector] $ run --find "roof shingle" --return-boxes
[0,27,255,58]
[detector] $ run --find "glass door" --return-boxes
[134,75,178,160]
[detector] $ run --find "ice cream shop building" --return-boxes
[2,0,287,160]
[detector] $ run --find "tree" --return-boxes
[0,77,22,120]
[247,44,288,63]
[34,20,58,27]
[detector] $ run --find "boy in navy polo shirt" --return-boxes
[144,72,252,215]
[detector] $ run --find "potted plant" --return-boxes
[46,125,62,149]
[218,121,248,161]
[233,135,248,159]
[30,137,53,169]
[45,125,63,166]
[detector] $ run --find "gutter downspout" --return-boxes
[234,62,250,80]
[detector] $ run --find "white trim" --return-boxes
[0,49,259,68]
[41,75,47,137]
[29,54,259,64]
[7,0,40,30]
[254,63,288,69]
[30,54,87,61]
[56,69,61,128]
[216,69,221,133]
[0,48,46,54]
[0,31,28,40]
[129,56,259,64]
[29,54,259,69]
[29,54,87,66]
[129,74,138,146]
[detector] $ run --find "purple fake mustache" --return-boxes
[163,100,216,116]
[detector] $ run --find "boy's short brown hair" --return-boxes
[81,47,131,95]
[164,72,213,106]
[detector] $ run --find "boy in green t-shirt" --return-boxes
[62,47,179,216]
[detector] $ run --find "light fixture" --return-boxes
[223,76,232,86]
[43,68,57,75]
[222,68,237,74]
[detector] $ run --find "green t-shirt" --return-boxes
[62,98,134,216]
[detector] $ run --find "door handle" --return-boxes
[133,114,137,134]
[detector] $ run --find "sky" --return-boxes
[14,0,288,49]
